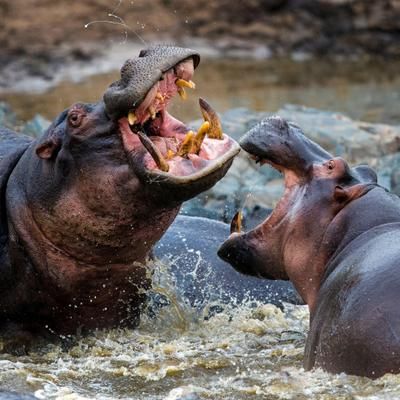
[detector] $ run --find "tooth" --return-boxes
[177,87,187,100]
[166,149,175,160]
[137,131,169,172]
[192,121,210,154]
[177,131,195,157]
[176,79,196,89]
[230,210,243,234]
[156,92,164,101]
[128,111,137,125]
[148,106,156,120]
[199,98,223,140]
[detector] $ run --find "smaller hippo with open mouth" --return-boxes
[219,116,400,378]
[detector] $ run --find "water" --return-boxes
[1,259,400,399]
[1,58,400,398]
[1,58,400,125]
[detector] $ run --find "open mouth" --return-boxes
[117,58,240,183]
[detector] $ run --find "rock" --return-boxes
[0,102,18,131]
[184,105,400,222]
[1,101,400,221]
[277,105,400,163]
[21,114,50,138]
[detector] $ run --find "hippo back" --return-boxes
[0,128,33,286]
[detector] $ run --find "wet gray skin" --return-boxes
[218,116,400,378]
[103,45,200,119]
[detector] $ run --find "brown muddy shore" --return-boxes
[1,0,399,91]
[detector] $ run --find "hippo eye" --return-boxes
[68,112,83,128]
[327,160,335,170]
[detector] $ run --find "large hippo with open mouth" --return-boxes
[219,116,400,378]
[0,45,241,335]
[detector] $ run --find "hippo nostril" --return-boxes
[327,160,335,170]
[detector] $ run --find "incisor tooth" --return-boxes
[176,79,196,89]
[199,98,223,140]
[137,131,169,172]
[230,210,243,234]
[149,106,156,120]
[192,121,210,154]
[166,149,175,160]
[177,131,195,157]
[128,111,137,125]
[156,92,164,101]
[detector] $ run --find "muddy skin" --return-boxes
[0,45,240,338]
[218,116,400,378]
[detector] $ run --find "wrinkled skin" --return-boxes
[218,116,400,378]
[0,45,239,336]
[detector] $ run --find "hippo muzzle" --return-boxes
[103,45,240,202]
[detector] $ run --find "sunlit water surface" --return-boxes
[1,59,400,399]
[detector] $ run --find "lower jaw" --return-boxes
[131,152,237,203]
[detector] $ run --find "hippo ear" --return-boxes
[35,136,61,160]
[334,184,369,203]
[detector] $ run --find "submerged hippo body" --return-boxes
[0,45,242,335]
[219,116,400,378]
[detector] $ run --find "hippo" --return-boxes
[0,45,241,336]
[218,116,400,378]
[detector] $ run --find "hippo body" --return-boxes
[306,194,400,377]
[0,46,240,335]
[219,116,400,378]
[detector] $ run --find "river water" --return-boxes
[2,58,400,125]
[1,58,400,399]
[2,259,400,399]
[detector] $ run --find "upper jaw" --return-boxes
[109,51,240,196]
[103,45,200,119]
[239,116,333,178]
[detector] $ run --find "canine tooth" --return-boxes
[176,79,196,89]
[192,121,210,154]
[177,87,187,100]
[230,210,243,234]
[128,112,137,125]
[177,131,195,157]
[137,131,169,172]
[199,98,223,140]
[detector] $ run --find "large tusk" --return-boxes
[199,98,223,140]
[230,210,243,234]
[137,131,169,172]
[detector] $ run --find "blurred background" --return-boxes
[1,0,400,125]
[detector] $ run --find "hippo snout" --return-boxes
[218,234,261,278]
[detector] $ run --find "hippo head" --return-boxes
[21,45,239,267]
[218,116,377,305]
